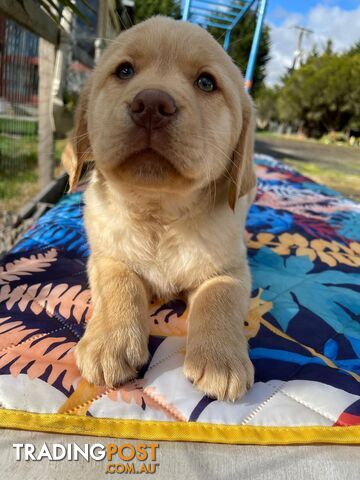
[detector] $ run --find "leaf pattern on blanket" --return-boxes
[250,248,360,335]
[0,282,92,323]
[149,299,188,336]
[0,316,39,350]
[0,248,57,285]
[245,290,273,339]
[0,332,79,393]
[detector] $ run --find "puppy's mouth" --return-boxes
[118,147,179,182]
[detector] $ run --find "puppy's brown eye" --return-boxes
[115,63,135,80]
[196,73,216,92]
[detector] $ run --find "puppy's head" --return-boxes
[67,17,255,208]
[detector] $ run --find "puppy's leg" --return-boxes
[75,256,149,387]
[184,273,254,401]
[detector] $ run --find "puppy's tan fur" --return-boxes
[66,17,256,401]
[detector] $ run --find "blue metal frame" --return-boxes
[182,0,268,91]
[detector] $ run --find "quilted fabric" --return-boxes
[0,154,359,438]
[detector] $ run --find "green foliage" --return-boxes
[255,86,279,128]
[134,0,181,23]
[260,40,360,138]
[279,49,360,136]
[347,41,360,56]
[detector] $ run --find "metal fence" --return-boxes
[0,17,39,206]
[0,0,124,216]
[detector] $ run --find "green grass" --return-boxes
[0,169,39,212]
[0,134,66,212]
[0,117,38,135]
[0,134,38,166]
[283,158,360,202]
[256,129,355,149]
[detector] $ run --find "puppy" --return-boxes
[66,17,256,401]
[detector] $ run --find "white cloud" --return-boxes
[266,4,360,85]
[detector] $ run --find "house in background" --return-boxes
[0,16,38,115]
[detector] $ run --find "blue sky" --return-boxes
[267,0,360,25]
[264,0,360,84]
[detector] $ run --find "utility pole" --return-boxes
[291,25,313,70]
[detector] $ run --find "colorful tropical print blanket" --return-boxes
[0,155,359,443]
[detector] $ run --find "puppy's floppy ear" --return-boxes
[62,78,93,192]
[228,90,256,210]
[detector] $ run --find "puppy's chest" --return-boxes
[116,221,225,296]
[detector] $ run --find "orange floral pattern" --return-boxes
[249,232,360,267]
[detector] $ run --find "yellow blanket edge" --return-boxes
[0,408,359,445]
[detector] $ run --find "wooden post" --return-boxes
[38,38,55,189]
[95,0,108,63]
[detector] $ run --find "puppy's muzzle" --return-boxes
[130,89,177,130]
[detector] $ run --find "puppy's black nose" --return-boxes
[130,89,177,130]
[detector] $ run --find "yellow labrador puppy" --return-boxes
[65,16,256,401]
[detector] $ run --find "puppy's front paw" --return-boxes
[74,324,149,388]
[183,340,254,402]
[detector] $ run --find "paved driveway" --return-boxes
[255,135,360,176]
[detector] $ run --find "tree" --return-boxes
[347,41,360,57]
[134,0,181,23]
[276,46,360,137]
[255,86,279,129]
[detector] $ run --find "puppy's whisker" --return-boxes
[77,146,94,163]
[185,131,248,173]
[183,133,239,185]
[215,29,227,44]
[94,37,124,46]
[71,130,97,142]
[202,154,216,211]
[202,150,220,212]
